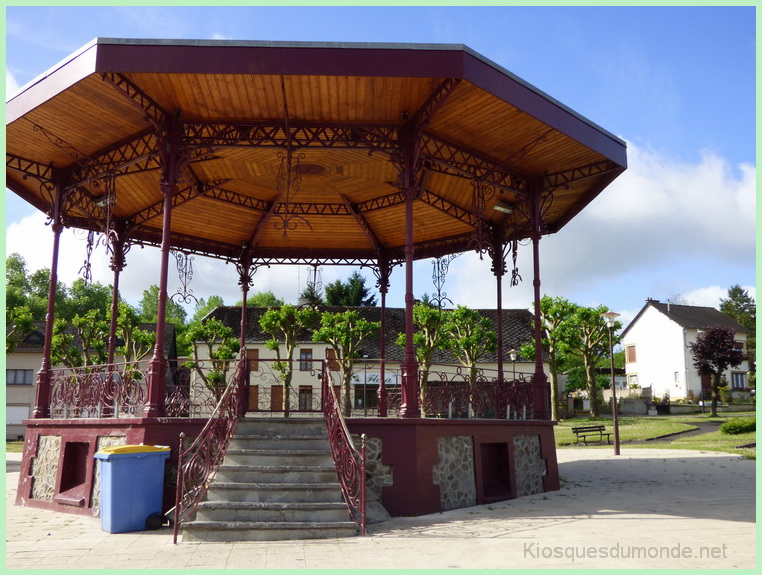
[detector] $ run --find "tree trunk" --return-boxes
[585,358,598,418]
[711,372,721,417]
[548,361,559,421]
[342,371,353,417]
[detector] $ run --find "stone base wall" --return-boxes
[432,436,476,510]
[513,434,546,497]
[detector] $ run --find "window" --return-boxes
[299,349,313,371]
[246,348,259,372]
[731,372,746,389]
[6,369,33,385]
[625,345,637,363]
[627,374,639,388]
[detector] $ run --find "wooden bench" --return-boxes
[572,425,612,445]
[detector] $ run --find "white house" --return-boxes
[621,299,750,401]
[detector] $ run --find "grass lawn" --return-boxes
[5,441,24,453]
[556,412,756,459]
[554,416,697,446]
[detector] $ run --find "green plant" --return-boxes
[720,417,756,435]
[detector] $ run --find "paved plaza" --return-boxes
[5,447,755,569]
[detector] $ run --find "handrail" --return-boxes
[322,367,367,535]
[172,357,245,544]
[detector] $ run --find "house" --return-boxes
[199,306,548,416]
[621,299,750,401]
[5,322,178,440]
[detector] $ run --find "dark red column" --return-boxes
[144,121,181,418]
[31,215,64,419]
[237,254,253,417]
[491,232,506,385]
[529,181,550,420]
[106,235,126,366]
[376,257,390,417]
[399,186,420,418]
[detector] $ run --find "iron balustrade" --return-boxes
[323,367,367,535]
[49,362,149,418]
[173,358,244,544]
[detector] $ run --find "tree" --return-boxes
[313,310,380,416]
[245,291,285,307]
[441,306,498,395]
[259,304,320,414]
[190,295,225,324]
[689,325,745,416]
[562,305,621,418]
[184,318,238,400]
[58,279,111,323]
[51,309,109,367]
[6,305,34,353]
[720,285,755,372]
[519,295,577,421]
[324,271,377,307]
[115,303,156,364]
[138,284,188,326]
[299,282,325,306]
[397,303,449,404]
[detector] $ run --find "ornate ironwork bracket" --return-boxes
[468,178,496,258]
[170,250,198,304]
[431,252,460,309]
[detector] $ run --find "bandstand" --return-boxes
[6,39,627,530]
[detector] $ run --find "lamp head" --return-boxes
[601,311,620,328]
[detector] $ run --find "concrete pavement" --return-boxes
[4,447,755,569]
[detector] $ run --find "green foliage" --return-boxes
[324,271,377,307]
[184,318,238,399]
[299,282,325,306]
[720,284,755,372]
[441,306,497,384]
[138,284,188,326]
[259,305,320,411]
[190,295,225,324]
[313,310,380,415]
[247,291,285,307]
[720,417,756,435]
[51,309,109,367]
[6,305,34,353]
[116,303,155,363]
[397,303,449,401]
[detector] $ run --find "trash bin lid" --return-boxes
[97,445,171,455]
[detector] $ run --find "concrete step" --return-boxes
[235,418,326,437]
[229,435,330,451]
[181,520,359,542]
[215,464,339,484]
[194,501,350,523]
[223,449,334,467]
[206,482,344,503]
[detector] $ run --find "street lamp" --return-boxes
[508,349,518,380]
[601,311,621,455]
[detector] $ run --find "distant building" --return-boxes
[621,299,750,401]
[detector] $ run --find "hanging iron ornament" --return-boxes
[431,253,460,309]
[510,239,522,287]
[468,178,496,258]
[170,250,198,304]
[78,230,96,285]
[272,149,311,238]
[307,264,323,293]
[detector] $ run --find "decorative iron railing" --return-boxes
[49,361,149,418]
[323,368,367,535]
[383,364,534,419]
[172,358,244,544]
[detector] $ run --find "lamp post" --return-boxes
[508,349,518,381]
[601,311,621,455]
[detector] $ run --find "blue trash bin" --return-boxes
[95,445,171,533]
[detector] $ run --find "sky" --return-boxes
[3,5,757,329]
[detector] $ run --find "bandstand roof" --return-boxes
[6,38,627,266]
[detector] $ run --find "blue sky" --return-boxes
[4,5,757,327]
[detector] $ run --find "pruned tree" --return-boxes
[184,318,238,400]
[51,309,109,368]
[115,303,156,364]
[689,325,746,416]
[6,305,34,353]
[313,310,380,416]
[519,295,577,421]
[562,305,621,418]
[259,304,320,414]
[441,306,497,397]
[397,302,449,405]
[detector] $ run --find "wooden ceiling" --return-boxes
[6,39,627,266]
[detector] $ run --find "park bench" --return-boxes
[572,425,612,445]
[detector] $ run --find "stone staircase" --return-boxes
[180,417,360,542]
